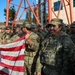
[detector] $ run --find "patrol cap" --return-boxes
[22,22,31,29]
[31,24,38,29]
[5,25,12,30]
[70,21,75,28]
[15,24,21,29]
[49,18,64,26]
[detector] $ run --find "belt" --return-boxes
[25,52,36,57]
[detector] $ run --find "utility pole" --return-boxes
[38,0,46,28]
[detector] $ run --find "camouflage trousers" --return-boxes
[24,54,42,75]
[24,56,36,75]
[42,65,56,75]
[24,63,36,75]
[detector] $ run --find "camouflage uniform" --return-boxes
[0,25,5,44]
[1,33,12,44]
[0,32,4,44]
[22,23,42,75]
[0,26,12,44]
[1,26,19,44]
[9,34,20,42]
[40,18,75,75]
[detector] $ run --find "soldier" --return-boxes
[37,24,48,40]
[31,24,38,33]
[9,30,20,42]
[0,25,6,44]
[40,18,75,75]
[1,25,12,44]
[1,25,19,44]
[0,25,5,34]
[14,24,25,37]
[22,23,41,75]
[9,24,24,42]
[70,21,75,44]
[31,24,44,42]
[65,24,71,34]
[31,24,47,43]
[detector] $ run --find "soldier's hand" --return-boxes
[25,33,33,46]
[1,39,7,44]
[25,33,30,40]
[36,72,41,75]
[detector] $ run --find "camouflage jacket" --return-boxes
[70,33,75,44]
[40,31,75,75]
[0,33,12,44]
[24,31,41,73]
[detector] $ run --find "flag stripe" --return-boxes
[1,49,25,56]
[0,40,25,48]
[0,63,24,72]
[1,58,24,66]
[0,36,25,75]
[0,44,25,51]
[2,55,24,61]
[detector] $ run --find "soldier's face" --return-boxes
[15,28,21,33]
[49,25,61,36]
[22,27,27,33]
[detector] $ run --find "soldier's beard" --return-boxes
[50,31,60,37]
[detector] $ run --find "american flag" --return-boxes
[0,36,25,75]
